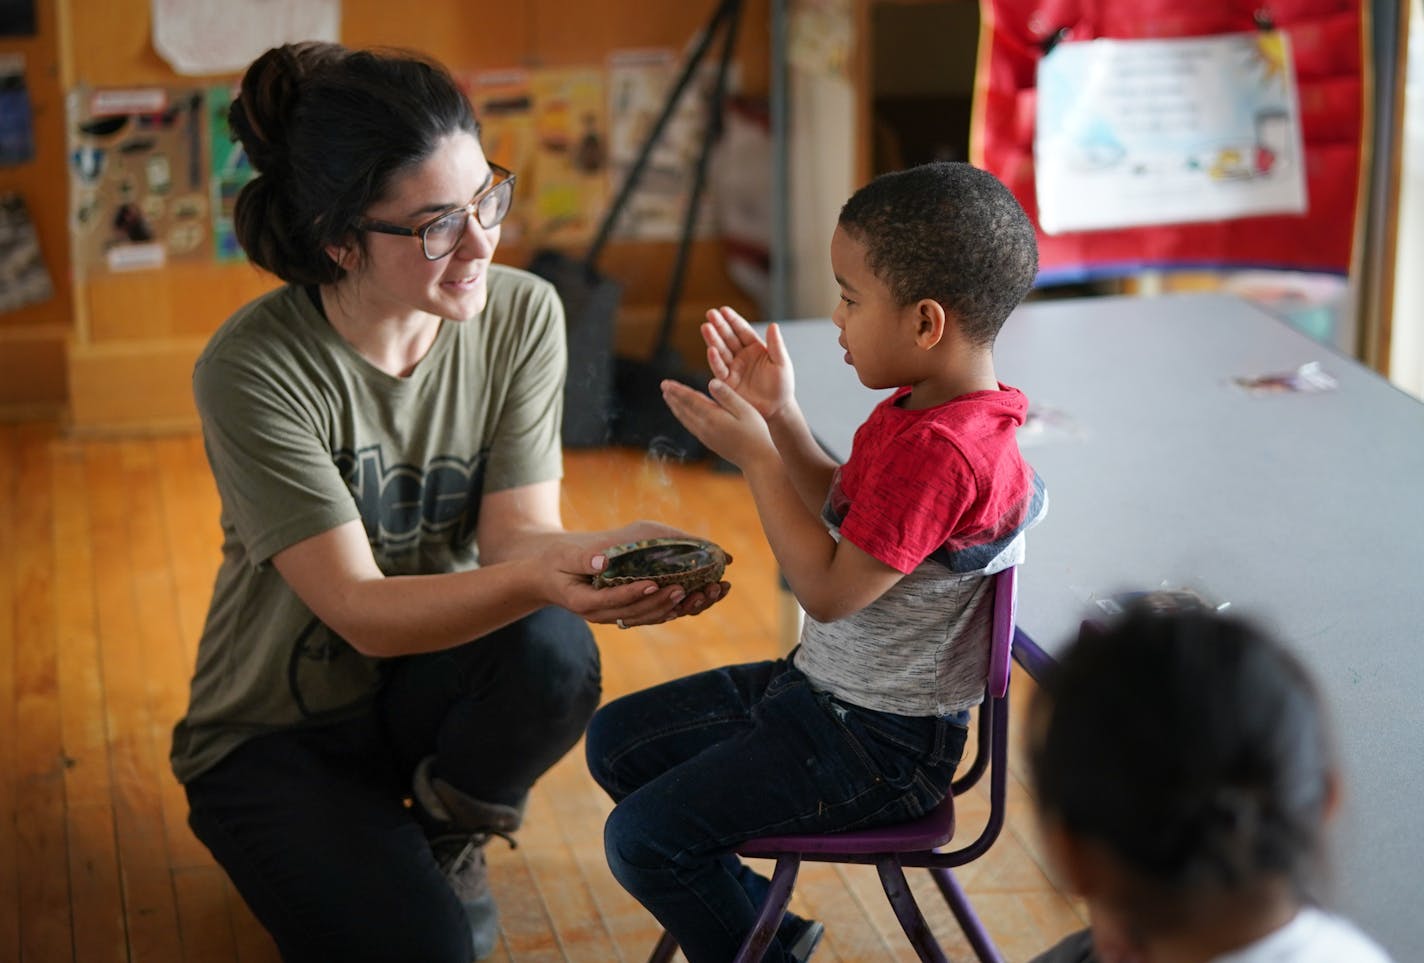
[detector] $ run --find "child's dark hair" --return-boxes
[228,42,480,286]
[837,162,1038,346]
[1028,602,1336,930]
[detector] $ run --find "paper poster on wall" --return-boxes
[150,0,339,76]
[606,49,725,242]
[67,86,213,273]
[208,83,254,262]
[529,68,608,247]
[1034,31,1307,235]
[0,192,52,313]
[786,0,853,80]
[466,70,535,245]
[0,54,33,165]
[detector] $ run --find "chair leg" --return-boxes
[877,858,951,963]
[647,929,679,963]
[929,867,1005,963]
[733,855,801,963]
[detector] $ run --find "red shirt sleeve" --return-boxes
[835,423,977,575]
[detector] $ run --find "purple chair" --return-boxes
[648,566,1019,963]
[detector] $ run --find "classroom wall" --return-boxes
[0,0,71,419]
[4,0,770,432]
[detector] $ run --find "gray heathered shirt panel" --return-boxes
[793,531,1027,716]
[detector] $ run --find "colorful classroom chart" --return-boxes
[207,82,253,263]
[1034,31,1307,234]
[606,48,724,242]
[528,68,608,247]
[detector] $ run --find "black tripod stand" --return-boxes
[531,0,744,452]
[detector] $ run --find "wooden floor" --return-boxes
[0,423,1086,962]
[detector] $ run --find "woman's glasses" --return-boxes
[355,163,516,260]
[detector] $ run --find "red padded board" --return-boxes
[970,0,1365,282]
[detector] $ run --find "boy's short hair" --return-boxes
[838,162,1038,345]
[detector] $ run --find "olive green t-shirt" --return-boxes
[171,265,565,784]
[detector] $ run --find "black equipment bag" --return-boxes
[529,249,621,447]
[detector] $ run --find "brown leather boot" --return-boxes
[412,756,523,960]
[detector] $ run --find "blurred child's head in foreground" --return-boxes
[1029,599,1338,940]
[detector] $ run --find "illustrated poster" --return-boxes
[528,68,608,247]
[208,83,254,262]
[606,48,725,242]
[1034,31,1307,234]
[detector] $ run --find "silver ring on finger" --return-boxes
[616,618,628,630]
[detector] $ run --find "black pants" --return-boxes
[185,608,601,963]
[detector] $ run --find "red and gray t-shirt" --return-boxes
[793,384,1047,716]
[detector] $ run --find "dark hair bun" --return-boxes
[229,42,347,174]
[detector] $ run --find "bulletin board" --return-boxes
[67,85,213,273]
[971,0,1365,283]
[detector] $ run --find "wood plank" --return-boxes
[504,777,622,962]
[170,866,237,963]
[10,439,68,954]
[0,426,24,960]
[50,438,128,961]
[224,877,281,963]
[535,751,663,962]
[487,842,559,962]
[117,440,213,874]
[83,440,184,961]
[13,424,75,961]
[65,806,128,963]
[150,434,222,660]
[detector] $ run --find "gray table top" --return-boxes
[768,292,1424,959]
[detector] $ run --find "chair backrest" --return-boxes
[988,566,1017,700]
[950,566,1016,799]
[737,566,1019,862]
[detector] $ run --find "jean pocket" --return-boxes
[830,701,958,795]
[762,661,807,701]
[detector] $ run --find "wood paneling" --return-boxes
[0,327,67,413]
[66,336,207,434]
[0,0,75,416]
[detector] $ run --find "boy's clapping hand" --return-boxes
[660,376,776,472]
[702,307,797,422]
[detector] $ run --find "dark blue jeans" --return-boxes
[184,607,601,963]
[585,657,969,963]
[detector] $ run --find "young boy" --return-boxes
[584,162,1046,963]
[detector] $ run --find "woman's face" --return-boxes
[350,130,502,322]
